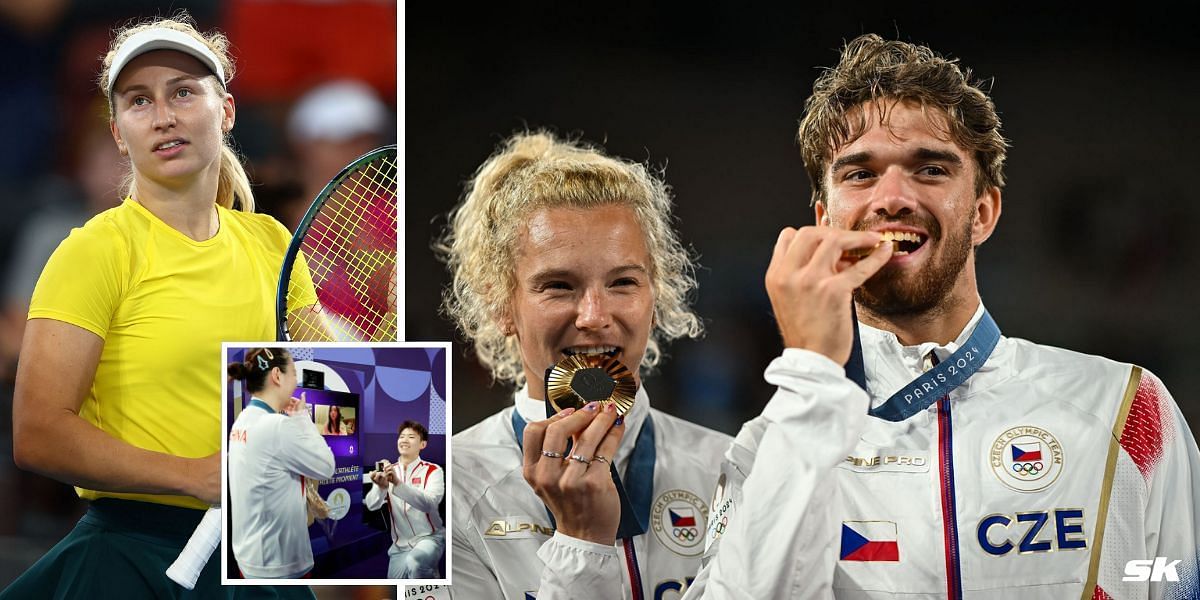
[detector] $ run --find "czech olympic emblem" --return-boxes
[651,489,708,556]
[989,426,1064,492]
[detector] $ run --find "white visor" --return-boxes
[106,28,226,95]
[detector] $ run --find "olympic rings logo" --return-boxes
[713,516,728,536]
[673,527,697,541]
[1011,461,1044,475]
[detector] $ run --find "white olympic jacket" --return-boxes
[364,456,446,548]
[410,386,731,599]
[538,306,1200,599]
[228,399,336,578]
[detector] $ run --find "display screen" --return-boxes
[295,387,373,560]
[316,404,357,436]
[300,388,359,458]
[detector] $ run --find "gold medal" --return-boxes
[546,353,637,416]
[843,238,894,260]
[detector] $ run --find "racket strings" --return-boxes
[304,168,395,332]
[323,160,396,310]
[323,167,394,296]
[285,151,398,342]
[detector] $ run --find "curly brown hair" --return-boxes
[797,34,1009,205]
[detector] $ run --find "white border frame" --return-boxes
[219,341,452,588]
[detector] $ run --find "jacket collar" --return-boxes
[857,304,1007,408]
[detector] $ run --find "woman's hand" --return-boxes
[285,391,308,417]
[13,319,211,501]
[183,452,222,505]
[521,402,626,545]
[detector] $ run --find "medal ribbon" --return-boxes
[846,309,1001,422]
[845,303,868,393]
[512,408,655,538]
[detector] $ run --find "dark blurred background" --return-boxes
[0,1,395,596]
[404,5,1200,442]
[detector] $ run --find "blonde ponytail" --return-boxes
[217,145,254,211]
[118,140,254,212]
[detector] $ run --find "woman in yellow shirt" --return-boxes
[5,14,312,600]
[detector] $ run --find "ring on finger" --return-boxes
[568,454,590,465]
[541,450,565,459]
[592,454,611,465]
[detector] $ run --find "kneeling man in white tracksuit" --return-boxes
[364,420,445,579]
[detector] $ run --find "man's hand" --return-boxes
[385,464,402,486]
[765,226,892,364]
[370,468,390,488]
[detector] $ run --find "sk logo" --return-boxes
[1124,558,1181,582]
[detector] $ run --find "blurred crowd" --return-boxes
[0,1,395,594]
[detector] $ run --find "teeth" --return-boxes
[564,345,618,356]
[157,140,183,150]
[879,231,923,243]
[844,230,926,260]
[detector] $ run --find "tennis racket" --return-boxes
[278,144,399,342]
[166,145,399,588]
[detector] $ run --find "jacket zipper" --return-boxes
[622,537,644,600]
[938,398,963,599]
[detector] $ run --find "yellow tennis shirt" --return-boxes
[29,198,302,509]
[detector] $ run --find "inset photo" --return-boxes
[221,343,450,586]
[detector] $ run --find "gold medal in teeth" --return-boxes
[546,353,637,416]
[843,231,922,259]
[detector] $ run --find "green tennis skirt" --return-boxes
[0,498,315,600]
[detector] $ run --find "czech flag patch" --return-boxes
[1011,443,1042,462]
[669,508,697,527]
[840,521,899,561]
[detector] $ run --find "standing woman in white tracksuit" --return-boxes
[227,348,335,579]
[364,420,445,579]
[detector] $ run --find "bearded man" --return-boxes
[685,33,1200,600]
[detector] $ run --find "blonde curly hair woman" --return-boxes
[433,131,730,599]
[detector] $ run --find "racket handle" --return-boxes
[166,506,222,589]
